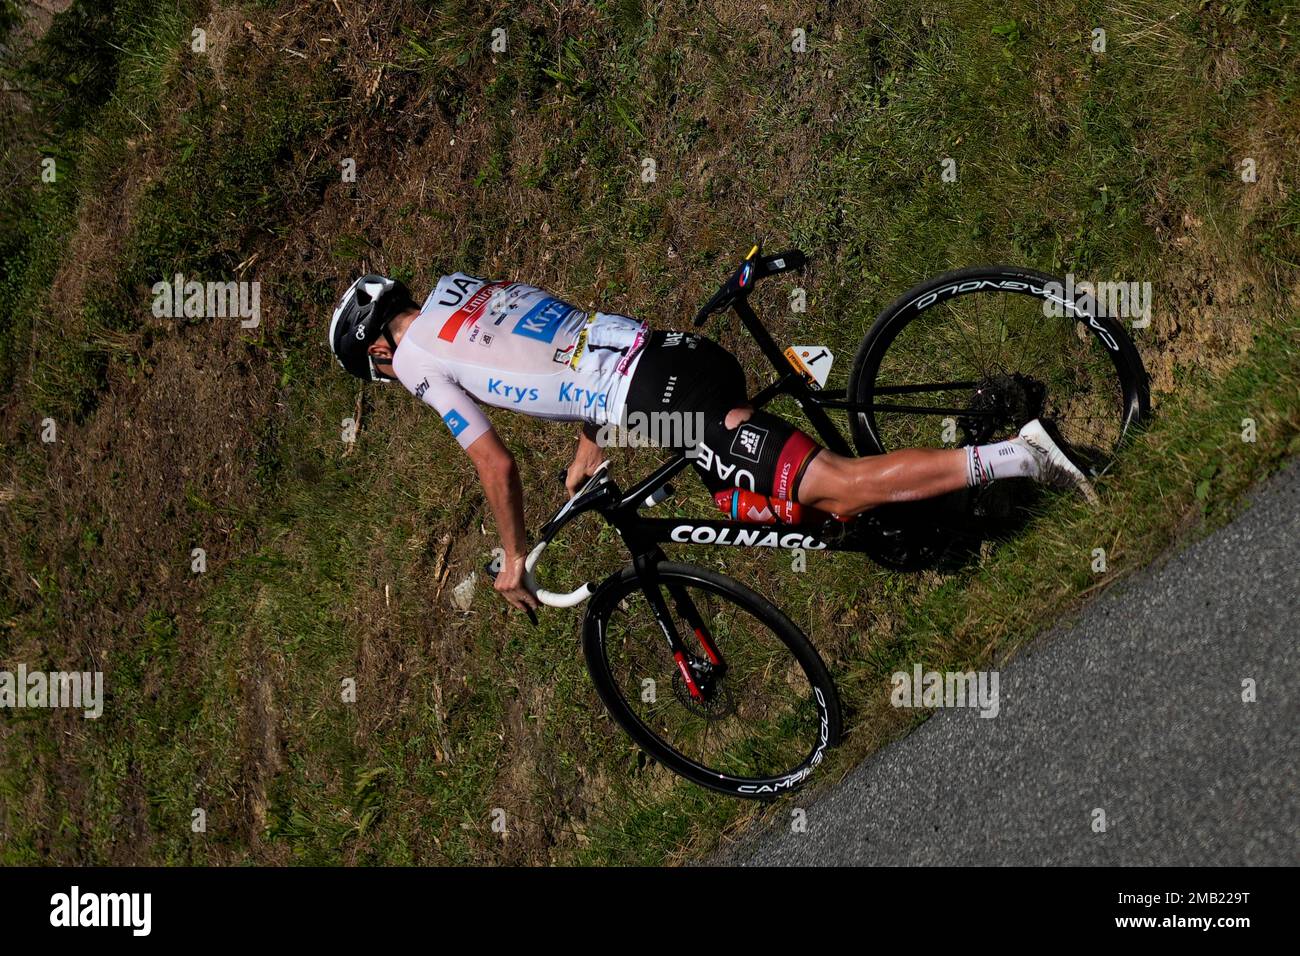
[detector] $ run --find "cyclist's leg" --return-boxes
[626,335,1093,514]
[795,446,968,515]
[697,406,821,501]
[723,408,1097,515]
[701,392,959,511]
[798,430,1100,514]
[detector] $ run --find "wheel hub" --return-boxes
[959,372,1045,444]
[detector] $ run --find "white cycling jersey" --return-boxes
[392,273,649,449]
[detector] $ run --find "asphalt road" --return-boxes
[722,459,1300,866]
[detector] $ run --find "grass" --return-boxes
[0,0,1297,865]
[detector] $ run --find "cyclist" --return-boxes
[329,273,1097,611]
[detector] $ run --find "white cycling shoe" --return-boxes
[1017,419,1099,506]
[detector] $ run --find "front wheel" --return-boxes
[583,562,841,799]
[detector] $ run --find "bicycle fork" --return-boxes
[634,556,725,700]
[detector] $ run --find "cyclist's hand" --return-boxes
[565,440,606,498]
[494,552,539,612]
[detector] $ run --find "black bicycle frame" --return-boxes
[737,293,1004,433]
[597,452,871,557]
[585,294,948,558]
[732,298,856,456]
[585,357,858,559]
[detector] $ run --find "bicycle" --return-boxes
[489,245,1150,798]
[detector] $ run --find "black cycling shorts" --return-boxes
[623,331,821,500]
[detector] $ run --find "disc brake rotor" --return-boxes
[671,659,735,719]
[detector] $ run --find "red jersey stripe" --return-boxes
[437,281,507,342]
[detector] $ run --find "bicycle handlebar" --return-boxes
[485,543,593,615]
[525,539,596,608]
[484,461,674,617]
[692,246,808,326]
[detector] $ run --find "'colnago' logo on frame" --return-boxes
[669,524,828,550]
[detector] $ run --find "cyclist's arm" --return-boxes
[465,429,537,612]
[566,422,606,497]
[392,350,536,611]
[464,430,526,562]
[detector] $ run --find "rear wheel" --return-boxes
[583,562,841,799]
[847,265,1150,568]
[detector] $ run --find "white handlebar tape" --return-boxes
[525,539,595,608]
